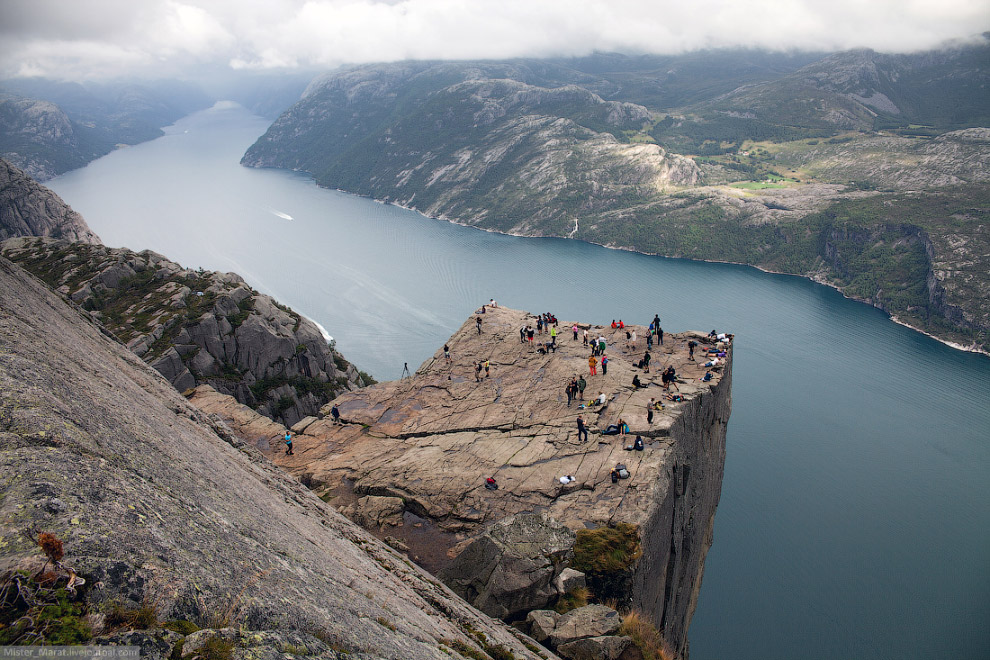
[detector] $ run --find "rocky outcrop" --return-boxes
[0,256,551,659]
[439,513,576,620]
[2,237,368,427]
[0,158,100,243]
[191,306,732,656]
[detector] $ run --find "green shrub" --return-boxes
[572,523,642,573]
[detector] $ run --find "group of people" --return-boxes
[565,376,587,406]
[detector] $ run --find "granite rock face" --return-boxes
[0,256,552,660]
[0,158,100,243]
[439,513,576,620]
[2,237,367,427]
[192,306,732,656]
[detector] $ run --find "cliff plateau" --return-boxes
[190,306,733,656]
[0,256,552,660]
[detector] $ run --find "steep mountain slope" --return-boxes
[0,158,100,243]
[0,255,550,659]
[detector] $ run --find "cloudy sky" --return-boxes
[1,0,988,80]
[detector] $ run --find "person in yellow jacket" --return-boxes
[588,354,597,375]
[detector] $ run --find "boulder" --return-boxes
[554,568,587,595]
[557,635,634,660]
[525,609,560,643]
[549,604,623,648]
[439,513,575,620]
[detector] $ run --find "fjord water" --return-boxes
[49,103,990,659]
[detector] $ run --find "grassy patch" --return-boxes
[572,523,642,573]
[619,610,675,660]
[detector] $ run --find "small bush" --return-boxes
[572,523,642,573]
[619,610,675,660]
[163,619,200,635]
[105,601,158,630]
[553,586,591,614]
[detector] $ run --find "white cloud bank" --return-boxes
[1,0,988,79]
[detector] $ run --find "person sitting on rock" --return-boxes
[632,374,645,389]
[484,476,498,490]
[634,436,644,451]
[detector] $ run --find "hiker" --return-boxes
[639,351,651,371]
[701,371,713,382]
[662,366,680,391]
[632,374,645,389]
[444,344,451,364]
[630,330,637,348]
[331,404,341,425]
[597,391,607,406]
[588,354,598,375]
[485,477,498,490]
[658,326,664,345]
[520,326,526,343]
[527,326,535,343]
[703,356,721,368]
[610,468,619,483]
[559,475,576,484]
[647,398,655,424]
[475,362,483,382]
[618,418,628,436]
[577,376,587,401]
[688,340,697,360]
[618,320,625,329]
[634,436,644,451]
[646,331,653,348]
[484,359,490,377]
[489,298,497,308]
[598,336,606,354]
[601,354,609,375]
[573,324,579,340]
[537,317,543,334]
[611,320,617,329]
[653,314,661,334]
[476,316,482,334]
[576,416,589,442]
[284,432,293,455]
[666,393,685,402]
[566,378,577,406]
[550,325,558,345]
[583,328,589,346]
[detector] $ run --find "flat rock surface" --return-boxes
[193,306,731,572]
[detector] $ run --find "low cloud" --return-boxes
[1,0,988,80]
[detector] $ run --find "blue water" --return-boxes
[48,103,990,660]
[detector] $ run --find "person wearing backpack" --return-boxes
[600,354,609,375]
[284,432,294,455]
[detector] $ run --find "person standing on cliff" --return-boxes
[647,399,655,425]
[476,316,482,334]
[658,326,664,345]
[588,354,597,375]
[653,314,661,336]
[484,359,490,377]
[577,376,587,401]
[331,404,341,425]
[573,324,579,340]
[688,340,697,361]
[601,353,609,375]
[577,416,589,442]
[284,431,294,455]
[550,324,558,346]
[444,344,451,364]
